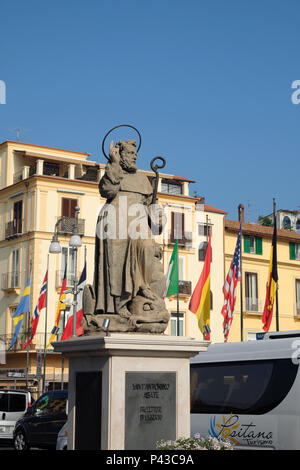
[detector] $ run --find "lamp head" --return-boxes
[49,234,61,253]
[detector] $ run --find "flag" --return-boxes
[221,224,242,342]
[189,232,211,339]
[24,271,47,348]
[163,239,179,298]
[262,218,278,332]
[9,272,31,350]
[46,268,67,349]
[61,263,86,340]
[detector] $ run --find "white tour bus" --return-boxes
[190,331,300,450]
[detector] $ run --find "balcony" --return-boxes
[5,219,23,239]
[245,298,264,314]
[168,232,193,248]
[1,271,22,291]
[178,280,192,296]
[56,216,85,236]
[0,332,50,351]
[56,270,76,289]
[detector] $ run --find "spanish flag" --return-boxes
[46,267,67,349]
[189,232,211,339]
[262,218,278,332]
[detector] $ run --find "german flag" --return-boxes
[262,219,278,332]
[189,232,211,339]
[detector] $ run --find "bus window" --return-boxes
[191,359,298,415]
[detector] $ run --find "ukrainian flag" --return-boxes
[8,272,31,350]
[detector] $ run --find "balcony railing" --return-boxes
[5,219,23,239]
[56,216,85,236]
[77,166,99,182]
[0,332,55,351]
[178,280,192,295]
[56,270,76,288]
[168,232,193,248]
[245,298,264,314]
[1,271,23,290]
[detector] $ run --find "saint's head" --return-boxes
[116,140,138,173]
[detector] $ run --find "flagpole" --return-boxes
[26,260,32,389]
[273,198,279,331]
[176,239,179,331]
[206,215,210,340]
[42,254,49,394]
[238,205,244,342]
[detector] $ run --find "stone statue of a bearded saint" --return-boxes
[82,139,170,334]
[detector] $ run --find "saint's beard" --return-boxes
[120,156,137,173]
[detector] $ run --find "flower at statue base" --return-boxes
[156,434,233,450]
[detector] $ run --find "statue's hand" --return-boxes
[109,140,120,164]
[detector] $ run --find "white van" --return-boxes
[0,389,32,441]
[190,331,300,450]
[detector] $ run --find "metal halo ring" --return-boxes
[101,124,142,160]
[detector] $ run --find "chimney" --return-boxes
[238,204,245,223]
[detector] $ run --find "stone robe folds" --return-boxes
[94,161,155,315]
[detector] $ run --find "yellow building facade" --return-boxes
[225,215,300,342]
[0,140,226,395]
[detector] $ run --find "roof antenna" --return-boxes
[247,200,251,223]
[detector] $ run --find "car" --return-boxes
[56,421,68,450]
[0,389,33,443]
[13,389,68,450]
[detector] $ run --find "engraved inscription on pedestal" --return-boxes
[125,372,176,450]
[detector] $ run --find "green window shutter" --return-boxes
[255,237,263,255]
[290,242,296,260]
[244,236,251,253]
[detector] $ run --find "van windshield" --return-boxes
[0,393,26,412]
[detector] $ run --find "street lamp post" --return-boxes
[68,206,82,338]
[44,206,82,392]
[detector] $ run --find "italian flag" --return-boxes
[163,240,179,298]
[189,232,211,339]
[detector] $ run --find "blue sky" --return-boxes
[0,0,299,220]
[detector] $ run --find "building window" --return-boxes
[178,256,185,281]
[161,180,182,195]
[170,312,184,336]
[61,198,77,218]
[57,305,71,340]
[60,247,76,286]
[198,242,212,262]
[171,212,185,242]
[283,216,291,230]
[244,235,262,255]
[296,280,300,316]
[10,249,20,288]
[245,272,258,312]
[198,224,212,237]
[296,219,300,232]
[290,243,300,261]
[13,200,23,234]
[9,306,17,336]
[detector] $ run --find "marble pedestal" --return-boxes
[53,334,208,450]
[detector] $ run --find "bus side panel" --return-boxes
[191,413,278,449]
